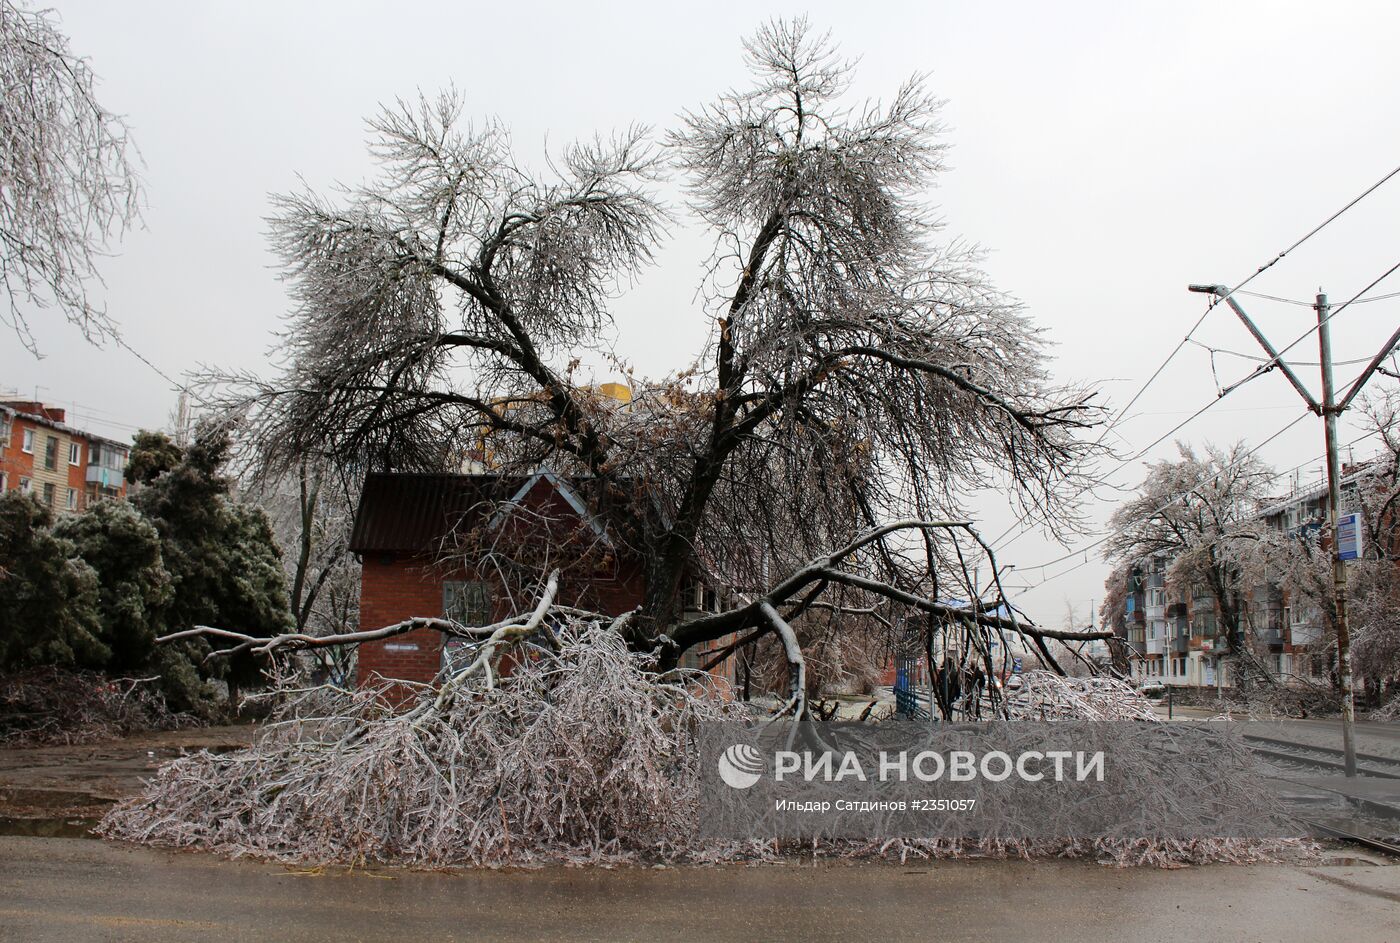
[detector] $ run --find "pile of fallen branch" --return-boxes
[1191,684,1343,720]
[101,627,1311,868]
[0,667,197,747]
[1003,672,1159,721]
[1372,696,1400,721]
[888,672,1307,866]
[709,673,1309,867]
[101,616,749,866]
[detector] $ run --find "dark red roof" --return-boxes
[349,473,533,555]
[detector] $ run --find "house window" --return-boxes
[66,488,77,510]
[21,429,34,453]
[42,482,55,506]
[443,581,492,627]
[69,442,81,465]
[43,436,58,471]
[19,477,31,494]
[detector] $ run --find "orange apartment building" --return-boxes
[0,401,129,512]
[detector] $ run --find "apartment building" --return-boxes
[0,401,129,512]
[1114,467,1374,690]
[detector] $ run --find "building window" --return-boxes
[69,442,81,465]
[66,488,77,510]
[443,581,492,626]
[21,429,34,453]
[44,436,58,471]
[42,482,55,506]
[19,477,31,493]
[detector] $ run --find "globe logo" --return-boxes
[717,743,764,789]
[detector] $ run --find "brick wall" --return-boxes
[356,555,450,686]
[356,553,649,687]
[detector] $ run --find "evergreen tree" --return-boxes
[0,493,103,668]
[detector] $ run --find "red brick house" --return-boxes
[349,471,736,689]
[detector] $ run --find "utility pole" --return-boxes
[174,391,190,448]
[1315,293,1359,778]
[1186,284,1400,778]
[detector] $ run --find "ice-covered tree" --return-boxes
[1106,442,1275,682]
[211,20,1101,708]
[1,0,141,351]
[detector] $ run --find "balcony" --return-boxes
[1170,636,1189,654]
[1146,638,1165,655]
[86,465,124,488]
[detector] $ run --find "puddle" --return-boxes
[0,787,106,810]
[0,816,99,839]
[1317,856,1379,867]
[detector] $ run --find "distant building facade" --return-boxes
[1112,467,1374,689]
[0,401,128,512]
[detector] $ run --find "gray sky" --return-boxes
[5,0,1400,627]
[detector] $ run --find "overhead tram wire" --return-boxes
[984,161,1400,553]
[1217,256,1400,399]
[997,256,1400,565]
[1094,160,1400,448]
[1237,288,1400,307]
[1011,407,1312,574]
[1002,255,1400,583]
[992,363,1283,559]
[1008,417,1381,597]
[1185,338,1375,369]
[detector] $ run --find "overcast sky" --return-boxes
[5,0,1400,627]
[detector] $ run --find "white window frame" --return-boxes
[66,488,77,510]
[69,441,81,465]
[19,477,31,493]
[21,428,34,453]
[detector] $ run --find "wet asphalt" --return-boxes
[0,836,1397,942]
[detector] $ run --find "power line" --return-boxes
[1235,289,1314,307]
[1009,419,1380,597]
[1011,408,1312,577]
[1186,336,1375,368]
[997,254,1400,557]
[1237,287,1400,307]
[992,358,1280,557]
[1094,160,1400,447]
[1218,257,1400,398]
[112,335,191,398]
[986,162,1400,554]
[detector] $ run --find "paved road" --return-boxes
[1,837,1397,942]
